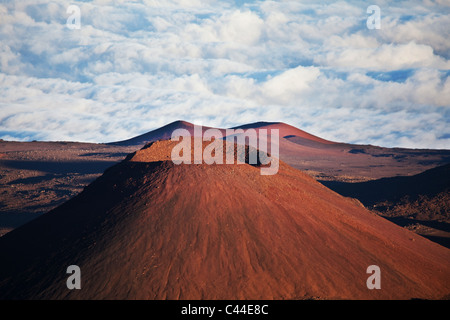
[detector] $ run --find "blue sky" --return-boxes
[0,0,449,148]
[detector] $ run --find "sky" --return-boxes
[0,0,449,148]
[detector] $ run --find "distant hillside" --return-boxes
[1,140,449,299]
[322,163,450,248]
[321,163,450,208]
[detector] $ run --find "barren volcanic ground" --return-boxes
[1,121,449,244]
[0,140,136,236]
[0,140,449,300]
[322,163,450,248]
[113,121,450,182]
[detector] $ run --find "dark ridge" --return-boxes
[321,163,450,207]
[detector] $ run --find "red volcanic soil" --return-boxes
[111,120,216,146]
[232,121,336,145]
[0,141,137,236]
[110,120,450,182]
[113,120,335,147]
[1,120,449,245]
[0,140,449,300]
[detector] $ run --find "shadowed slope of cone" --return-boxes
[0,140,449,300]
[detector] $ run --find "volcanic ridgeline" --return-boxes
[0,139,449,299]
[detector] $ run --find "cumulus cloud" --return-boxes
[0,0,449,148]
[319,42,450,70]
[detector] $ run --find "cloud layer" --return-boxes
[0,0,449,148]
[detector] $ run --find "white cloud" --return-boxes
[0,0,448,149]
[260,66,321,105]
[319,42,450,70]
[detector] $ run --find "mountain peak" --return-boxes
[111,120,336,147]
[0,139,449,299]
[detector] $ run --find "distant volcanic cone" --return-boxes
[0,140,449,299]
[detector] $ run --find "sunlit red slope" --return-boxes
[0,140,449,299]
[232,121,337,145]
[111,120,212,146]
[111,120,450,181]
